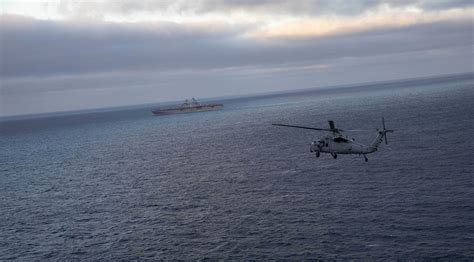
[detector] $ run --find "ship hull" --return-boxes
[152,104,223,115]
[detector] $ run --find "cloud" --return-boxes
[2,0,472,23]
[1,14,472,79]
[52,0,473,19]
[247,8,473,39]
[0,14,252,77]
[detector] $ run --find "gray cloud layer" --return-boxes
[2,15,472,78]
[56,0,473,17]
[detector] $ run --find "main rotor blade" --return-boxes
[345,129,370,132]
[272,124,332,131]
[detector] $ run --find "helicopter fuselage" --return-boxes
[310,136,375,155]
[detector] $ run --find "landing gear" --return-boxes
[316,151,320,158]
[363,155,368,162]
[331,153,337,159]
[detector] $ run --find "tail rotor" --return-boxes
[381,117,394,144]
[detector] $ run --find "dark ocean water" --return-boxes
[1,74,474,260]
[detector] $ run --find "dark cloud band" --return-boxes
[1,15,472,78]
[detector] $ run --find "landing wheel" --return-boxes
[316,151,320,158]
[364,155,368,162]
[332,153,337,159]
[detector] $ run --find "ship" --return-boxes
[152,98,223,115]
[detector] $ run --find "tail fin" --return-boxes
[370,131,387,150]
[370,118,394,150]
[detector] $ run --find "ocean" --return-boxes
[1,74,473,260]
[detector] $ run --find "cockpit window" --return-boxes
[333,137,348,143]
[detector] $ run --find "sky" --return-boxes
[1,0,473,117]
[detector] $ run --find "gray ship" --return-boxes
[152,98,223,115]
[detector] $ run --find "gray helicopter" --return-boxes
[272,118,393,162]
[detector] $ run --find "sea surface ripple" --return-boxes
[1,75,473,260]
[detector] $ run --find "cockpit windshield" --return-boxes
[333,137,349,143]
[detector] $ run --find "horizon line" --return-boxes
[1,71,472,122]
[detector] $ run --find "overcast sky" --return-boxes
[1,0,473,116]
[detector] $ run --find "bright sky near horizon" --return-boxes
[1,0,473,116]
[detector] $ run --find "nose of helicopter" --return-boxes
[317,140,325,148]
[310,141,325,152]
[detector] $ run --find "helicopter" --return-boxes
[272,118,393,162]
